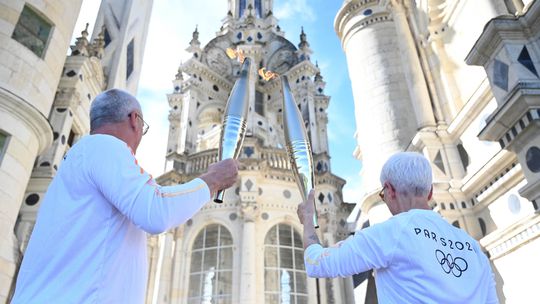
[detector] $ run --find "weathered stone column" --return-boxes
[391,0,436,129]
[239,199,259,303]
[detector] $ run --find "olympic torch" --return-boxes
[280,75,319,228]
[213,57,253,203]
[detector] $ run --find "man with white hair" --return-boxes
[12,89,239,303]
[297,152,499,303]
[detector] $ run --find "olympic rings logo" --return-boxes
[435,249,468,277]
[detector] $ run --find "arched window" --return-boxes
[479,218,487,236]
[188,224,233,303]
[264,224,308,303]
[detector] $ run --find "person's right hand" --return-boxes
[297,189,315,226]
[199,158,239,195]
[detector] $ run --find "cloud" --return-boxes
[135,0,227,175]
[138,1,227,92]
[274,0,316,22]
[342,172,363,204]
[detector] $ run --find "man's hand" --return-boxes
[199,159,239,196]
[297,190,320,249]
[297,190,315,225]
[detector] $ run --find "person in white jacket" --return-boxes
[11,89,238,304]
[297,152,499,304]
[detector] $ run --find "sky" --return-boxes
[72,0,362,203]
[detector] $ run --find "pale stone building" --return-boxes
[335,0,540,303]
[0,1,83,301]
[145,1,354,303]
[0,0,153,301]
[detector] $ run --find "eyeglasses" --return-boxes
[378,185,387,201]
[129,113,149,135]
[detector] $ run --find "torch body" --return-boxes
[214,58,253,203]
[280,75,319,228]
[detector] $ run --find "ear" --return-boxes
[427,185,433,200]
[128,111,138,131]
[386,182,397,199]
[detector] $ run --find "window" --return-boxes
[0,131,9,165]
[264,224,308,304]
[188,224,233,304]
[457,144,470,170]
[103,27,111,47]
[239,0,246,16]
[67,129,76,148]
[126,39,134,79]
[255,90,264,116]
[478,218,487,236]
[255,0,262,17]
[12,5,53,58]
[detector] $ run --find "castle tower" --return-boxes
[0,1,83,301]
[90,0,153,94]
[336,0,540,302]
[148,0,354,303]
[334,0,437,223]
[15,24,106,256]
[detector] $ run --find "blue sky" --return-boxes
[74,0,362,203]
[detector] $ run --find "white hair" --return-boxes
[90,89,141,131]
[379,152,432,197]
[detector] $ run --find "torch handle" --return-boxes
[313,201,319,229]
[214,190,224,204]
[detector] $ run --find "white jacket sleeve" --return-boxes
[304,218,403,278]
[87,137,210,234]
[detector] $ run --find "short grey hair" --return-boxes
[379,152,432,197]
[90,89,141,131]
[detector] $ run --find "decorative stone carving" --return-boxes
[240,200,260,222]
[268,48,295,74]
[206,47,233,75]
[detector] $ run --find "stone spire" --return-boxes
[172,64,184,93]
[297,27,313,61]
[315,61,323,82]
[299,26,310,49]
[175,66,184,81]
[314,61,326,95]
[186,26,202,58]
[90,25,105,59]
[70,23,90,56]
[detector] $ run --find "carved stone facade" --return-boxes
[336,0,540,302]
[147,1,354,303]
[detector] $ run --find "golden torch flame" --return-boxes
[226,48,245,63]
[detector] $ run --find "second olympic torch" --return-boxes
[280,75,319,228]
[213,57,254,203]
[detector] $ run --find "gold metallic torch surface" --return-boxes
[280,75,319,228]
[214,58,253,203]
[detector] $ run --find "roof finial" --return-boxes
[89,25,106,58]
[70,23,90,56]
[299,26,309,48]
